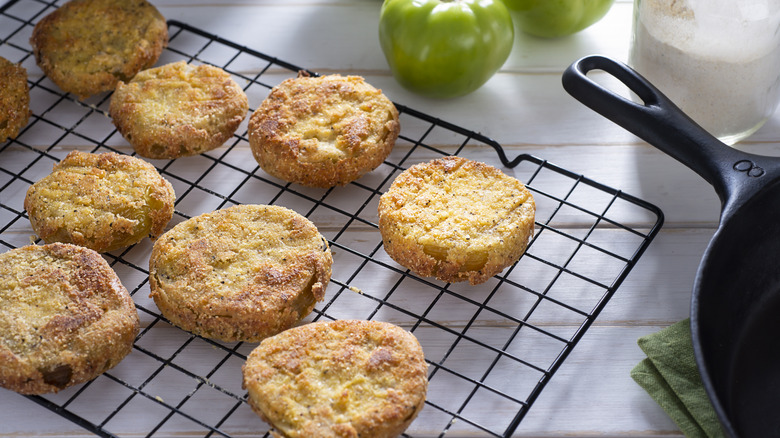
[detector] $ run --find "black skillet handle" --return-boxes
[562,55,766,210]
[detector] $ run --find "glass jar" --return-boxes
[629,0,780,145]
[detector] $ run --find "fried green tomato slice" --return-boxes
[0,56,30,142]
[24,151,176,253]
[110,61,249,159]
[0,243,139,394]
[248,74,399,188]
[378,156,535,284]
[30,0,168,99]
[242,319,428,438]
[149,204,332,342]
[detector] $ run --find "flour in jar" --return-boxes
[629,0,780,144]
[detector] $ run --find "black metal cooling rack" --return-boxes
[0,1,664,437]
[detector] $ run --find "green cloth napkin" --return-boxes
[630,319,727,438]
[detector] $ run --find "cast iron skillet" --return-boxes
[562,55,780,437]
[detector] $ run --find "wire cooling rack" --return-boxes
[0,1,664,437]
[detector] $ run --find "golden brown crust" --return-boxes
[109,61,249,159]
[0,243,139,395]
[378,156,536,285]
[29,0,168,100]
[24,151,176,253]
[242,319,428,438]
[0,57,30,142]
[148,204,332,342]
[248,74,400,188]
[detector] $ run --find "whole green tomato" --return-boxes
[378,0,514,99]
[501,0,615,38]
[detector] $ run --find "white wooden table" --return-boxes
[3,0,778,436]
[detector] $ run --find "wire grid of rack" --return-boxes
[0,1,664,437]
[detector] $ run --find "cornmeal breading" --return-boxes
[378,156,536,285]
[242,319,428,438]
[248,74,400,188]
[24,151,176,253]
[148,204,332,342]
[110,61,249,159]
[30,0,168,99]
[0,243,139,394]
[0,56,30,142]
